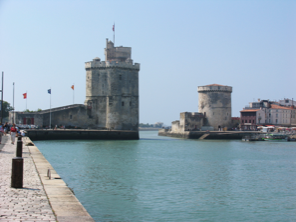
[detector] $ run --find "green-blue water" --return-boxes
[34,131,296,221]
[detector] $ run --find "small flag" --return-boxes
[71,85,74,90]
[112,24,115,32]
[23,93,27,99]
[48,89,51,94]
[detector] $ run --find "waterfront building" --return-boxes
[10,39,140,131]
[240,99,296,130]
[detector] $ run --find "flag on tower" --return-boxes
[23,93,27,99]
[48,89,51,94]
[71,85,74,90]
[112,24,115,32]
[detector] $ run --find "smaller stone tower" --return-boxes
[198,84,232,130]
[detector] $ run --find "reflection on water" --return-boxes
[35,131,296,221]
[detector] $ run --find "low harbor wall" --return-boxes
[158,129,265,140]
[26,129,139,141]
[25,137,95,221]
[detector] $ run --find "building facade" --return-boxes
[240,99,296,129]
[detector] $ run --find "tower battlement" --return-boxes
[198,84,232,93]
[104,38,132,62]
[85,60,140,70]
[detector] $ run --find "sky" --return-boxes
[0,0,295,125]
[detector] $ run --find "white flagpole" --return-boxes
[13,82,14,124]
[50,88,51,129]
[26,91,27,111]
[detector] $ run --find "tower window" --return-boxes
[119,75,122,80]
[122,102,124,106]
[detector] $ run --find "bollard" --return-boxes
[47,169,51,179]
[11,157,23,188]
[16,136,23,157]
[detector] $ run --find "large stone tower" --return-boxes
[198,84,232,130]
[84,39,140,130]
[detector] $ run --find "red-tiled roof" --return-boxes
[240,109,260,112]
[270,104,295,110]
[205,84,225,86]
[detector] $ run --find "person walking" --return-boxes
[0,123,4,144]
[10,124,17,145]
[3,122,8,136]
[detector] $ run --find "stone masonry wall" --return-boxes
[198,85,232,130]
[85,52,140,130]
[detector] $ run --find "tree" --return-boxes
[24,108,42,113]
[1,101,14,118]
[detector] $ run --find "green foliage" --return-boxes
[139,123,153,127]
[139,122,164,128]
[1,101,14,118]
[24,108,42,112]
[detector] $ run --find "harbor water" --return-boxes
[34,131,296,221]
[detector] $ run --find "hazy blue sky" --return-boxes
[0,0,295,125]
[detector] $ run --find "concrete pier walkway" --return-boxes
[0,135,94,221]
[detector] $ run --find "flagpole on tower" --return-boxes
[71,84,74,104]
[26,91,27,111]
[113,23,115,45]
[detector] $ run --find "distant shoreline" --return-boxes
[139,127,161,131]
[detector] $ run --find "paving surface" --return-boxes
[0,135,95,222]
[0,135,56,221]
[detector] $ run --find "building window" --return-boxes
[70,115,72,119]
[130,101,132,106]
[122,102,124,106]
[119,75,122,80]
[249,120,251,123]
[253,120,254,123]
[276,114,278,118]
[276,119,278,123]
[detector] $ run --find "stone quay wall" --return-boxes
[26,129,139,141]
[158,129,265,140]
